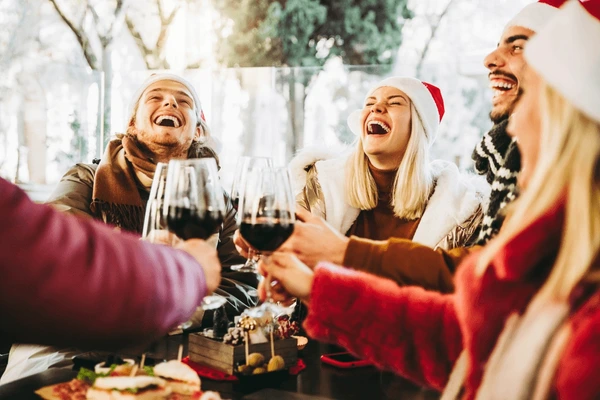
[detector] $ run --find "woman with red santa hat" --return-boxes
[258,1,600,398]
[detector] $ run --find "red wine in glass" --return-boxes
[239,167,295,319]
[239,214,294,252]
[164,158,229,323]
[229,157,273,273]
[166,206,223,240]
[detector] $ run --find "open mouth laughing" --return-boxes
[489,72,518,103]
[366,120,391,135]
[154,114,182,128]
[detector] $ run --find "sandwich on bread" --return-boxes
[86,376,171,399]
[153,360,201,395]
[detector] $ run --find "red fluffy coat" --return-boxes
[304,200,600,399]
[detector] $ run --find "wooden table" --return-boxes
[0,340,440,400]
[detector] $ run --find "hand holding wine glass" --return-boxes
[175,239,221,293]
[238,167,295,258]
[238,167,295,316]
[141,161,224,332]
[163,158,228,323]
[230,156,273,272]
[256,253,314,304]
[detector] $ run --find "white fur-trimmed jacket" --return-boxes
[289,148,490,250]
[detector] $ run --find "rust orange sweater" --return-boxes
[346,165,420,241]
[344,164,478,293]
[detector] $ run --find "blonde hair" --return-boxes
[477,84,600,305]
[346,103,433,220]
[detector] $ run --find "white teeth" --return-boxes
[367,121,391,133]
[155,115,180,128]
[490,82,515,90]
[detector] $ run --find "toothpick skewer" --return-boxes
[129,365,139,377]
[270,328,275,359]
[244,332,250,365]
[140,353,146,369]
[177,344,184,362]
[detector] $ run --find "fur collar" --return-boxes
[290,148,490,248]
[289,146,350,196]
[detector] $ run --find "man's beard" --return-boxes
[489,88,524,125]
[126,125,203,160]
[127,125,184,148]
[488,70,520,124]
[124,126,159,154]
[126,125,193,159]
[489,109,509,125]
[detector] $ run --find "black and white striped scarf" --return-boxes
[472,118,521,244]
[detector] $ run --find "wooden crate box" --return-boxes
[188,333,298,375]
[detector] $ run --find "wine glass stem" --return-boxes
[262,254,278,303]
[265,276,273,302]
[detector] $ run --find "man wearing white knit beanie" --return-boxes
[1,74,258,385]
[472,0,563,244]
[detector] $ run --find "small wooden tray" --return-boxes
[188,334,298,375]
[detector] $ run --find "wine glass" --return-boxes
[238,167,296,316]
[230,156,273,272]
[163,158,228,328]
[142,163,177,245]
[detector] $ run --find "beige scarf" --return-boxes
[90,134,220,234]
[90,134,157,233]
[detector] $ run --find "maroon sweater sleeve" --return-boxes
[0,178,207,350]
[304,262,463,391]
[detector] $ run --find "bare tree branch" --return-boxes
[78,0,89,28]
[415,0,456,78]
[48,0,99,70]
[156,3,180,51]
[125,0,179,69]
[125,14,153,69]
[103,0,127,46]
[87,3,100,27]
[154,0,179,68]
[156,0,164,20]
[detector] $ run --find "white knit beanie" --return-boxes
[128,73,206,124]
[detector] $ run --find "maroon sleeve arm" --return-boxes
[0,178,207,350]
[304,262,463,391]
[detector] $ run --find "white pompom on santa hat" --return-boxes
[525,0,600,123]
[504,0,564,32]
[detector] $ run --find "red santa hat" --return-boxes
[347,77,445,146]
[525,0,600,123]
[504,0,563,32]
